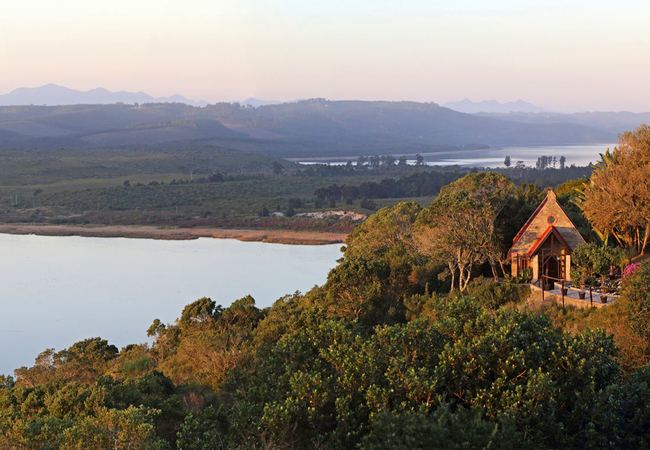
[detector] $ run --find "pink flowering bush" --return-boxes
[623,263,640,278]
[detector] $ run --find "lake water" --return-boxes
[298,143,618,168]
[425,143,617,168]
[0,234,342,376]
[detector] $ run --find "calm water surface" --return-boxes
[298,143,617,168]
[0,234,342,375]
[428,143,617,168]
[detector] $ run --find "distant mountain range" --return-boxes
[475,110,650,134]
[0,100,622,157]
[444,99,547,114]
[0,84,208,107]
[242,98,284,107]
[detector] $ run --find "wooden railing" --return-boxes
[539,275,571,307]
[539,275,617,307]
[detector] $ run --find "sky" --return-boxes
[1,0,649,112]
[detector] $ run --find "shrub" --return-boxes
[623,263,640,278]
[359,197,376,210]
[467,279,531,310]
[621,261,650,338]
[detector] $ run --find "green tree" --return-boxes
[179,297,217,328]
[582,125,650,254]
[414,173,515,290]
[271,161,284,176]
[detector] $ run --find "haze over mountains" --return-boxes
[0,84,208,107]
[475,110,650,134]
[0,85,647,158]
[443,99,547,114]
[0,100,622,158]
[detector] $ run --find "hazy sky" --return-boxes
[1,0,649,112]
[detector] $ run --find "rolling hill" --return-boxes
[0,100,618,157]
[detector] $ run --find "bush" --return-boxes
[359,405,518,450]
[467,279,531,310]
[623,263,641,278]
[621,261,650,338]
[359,197,376,210]
[514,268,532,284]
[573,242,628,283]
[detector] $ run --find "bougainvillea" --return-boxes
[623,263,640,278]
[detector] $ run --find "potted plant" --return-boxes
[604,279,620,296]
[582,277,598,300]
[571,246,592,301]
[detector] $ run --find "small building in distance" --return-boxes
[508,189,585,282]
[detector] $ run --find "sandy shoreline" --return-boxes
[0,224,348,245]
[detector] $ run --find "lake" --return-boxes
[0,234,342,376]
[424,143,617,168]
[297,143,618,168]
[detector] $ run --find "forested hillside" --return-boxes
[0,100,615,156]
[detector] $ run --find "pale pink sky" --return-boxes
[1,0,649,112]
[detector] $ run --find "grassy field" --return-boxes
[0,173,439,232]
[0,146,293,188]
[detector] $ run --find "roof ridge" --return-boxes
[527,225,573,257]
[509,196,548,250]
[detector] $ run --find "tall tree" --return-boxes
[413,173,514,291]
[582,125,650,254]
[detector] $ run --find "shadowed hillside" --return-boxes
[0,100,616,157]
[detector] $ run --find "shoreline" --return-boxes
[0,224,348,245]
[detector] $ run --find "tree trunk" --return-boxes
[460,265,472,291]
[612,229,624,248]
[449,262,456,294]
[457,261,467,292]
[643,224,650,255]
[498,258,508,278]
[490,260,499,281]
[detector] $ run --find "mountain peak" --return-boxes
[242,97,283,107]
[0,84,205,107]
